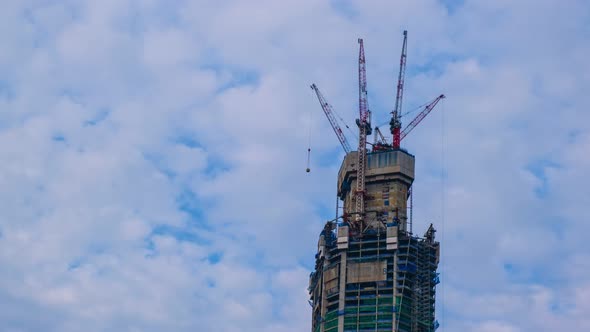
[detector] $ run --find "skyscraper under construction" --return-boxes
[309,32,443,332]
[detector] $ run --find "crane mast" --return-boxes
[391,30,408,148]
[355,38,370,227]
[310,83,352,154]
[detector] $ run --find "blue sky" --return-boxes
[1,1,589,331]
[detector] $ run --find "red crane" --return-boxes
[391,30,408,148]
[309,33,444,221]
[389,30,444,148]
[310,83,352,154]
[355,38,372,226]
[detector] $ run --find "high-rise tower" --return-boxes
[309,32,443,332]
[309,150,440,332]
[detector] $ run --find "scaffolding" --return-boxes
[309,226,439,332]
[309,149,440,332]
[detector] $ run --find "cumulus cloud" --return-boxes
[0,0,589,331]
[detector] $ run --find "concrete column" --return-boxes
[320,255,328,332]
[337,251,347,332]
[392,251,397,332]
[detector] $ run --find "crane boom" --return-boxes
[391,30,408,148]
[310,84,352,154]
[356,38,370,226]
[400,94,445,141]
[374,127,387,145]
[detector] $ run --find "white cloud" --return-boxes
[0,0,589,331]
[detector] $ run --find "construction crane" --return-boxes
[309,33,443,223]
[373,127,389,152]
[310,83,352,154]
[389,30,445,149]
[373,127,387,145]
[390,30,408,149]
[355,38,371,227]
[400,94,445,141]
[373,94,445,152]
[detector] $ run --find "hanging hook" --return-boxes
[306,148,311,173]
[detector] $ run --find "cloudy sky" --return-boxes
[1,0,589,331]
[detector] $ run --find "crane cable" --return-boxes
[306,101,313,173]
[440,96,446,330]
[401,98,434,118]
[373,99,435,135]
[334,110,357,143]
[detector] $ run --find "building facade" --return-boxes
[309,149,440,332]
